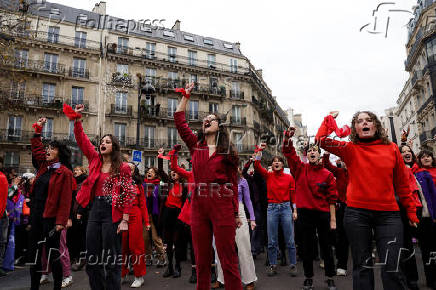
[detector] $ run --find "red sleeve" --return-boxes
[254,160,268,180]
[289,177,296,204]
[138,185,150,226]
[0,173,8,216]
[56,169,73,226]
[120,163,136,215]
[74,121,99,162]
[31,135,48,169]
[174,111,198,152]
[326,172,338,204]
[282,139,304,178]
[393,145,417,217]
[322,154,339,175]
[170,153,191,180]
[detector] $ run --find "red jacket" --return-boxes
[253,161,295,204]
[0,172,8,217]
[318,135,416,216]
[74,121,135,223]
[283,141,338,212]
[134,185,150,226]
[174,111,239,217]
[30,135,73,226]
[322,154,348,203]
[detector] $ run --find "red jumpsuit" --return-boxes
[121,184,149,278]
[175,111,242,290]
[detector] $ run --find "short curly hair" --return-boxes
[349,111,390,145]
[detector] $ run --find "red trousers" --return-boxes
[191,195,242,290]
[122,206,146,278]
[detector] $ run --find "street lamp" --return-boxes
[136,73,155,148]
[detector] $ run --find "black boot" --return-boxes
[303,278,313,290]
[173,264,181,278]
[163,264,174,278]
[189,266,197,283]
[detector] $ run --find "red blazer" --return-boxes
[74,121,134,222]
[135,185,150,226]
[30,135,73,226]
[174,111,239,217]
[283,140,338,212]
[0,172,8,216]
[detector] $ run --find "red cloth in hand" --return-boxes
[407,211,419,224]
[174,88,191,99]
[157,153,170,160]
[63,103,82,121]
[254,145,263,153]
[32,123,43,134]
[316,115,350,140]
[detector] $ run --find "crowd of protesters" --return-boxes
[0,84,435,290]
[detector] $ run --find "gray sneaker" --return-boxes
[267,265,277,277]
[289,264,297,277]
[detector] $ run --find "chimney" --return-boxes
[235,42,241,51]
[256,69,263,77]
[172,20,181,31]
[92,1,106,15]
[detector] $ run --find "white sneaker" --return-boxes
[61,276,73,288]
[336,268,347,276]
[40,274,50,284]
[130,276,144,288]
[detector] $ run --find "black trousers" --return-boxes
[67,213,88,263]
[335,202,349,270]
[399,207,419,284]
[29,217,62,290]
[416,217,436,288]
[162,206,184,268]
[85,199,121,290]
[344,207,408,290]
[250,202,265,255]
[297,208,335,278]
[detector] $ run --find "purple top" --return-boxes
[238,178,255,221]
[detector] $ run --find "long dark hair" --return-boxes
[417,150,436,168]
[399,145,416,167]
[349,111,390,145]
[49,140,72,171]
[98,134,122,175]
[197,113,239,163]
[129,162,143,185]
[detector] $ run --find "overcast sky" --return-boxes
[53,0,417,134]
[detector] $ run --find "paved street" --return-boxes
[0,250,431,290]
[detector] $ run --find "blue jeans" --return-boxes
[267,202,296,266]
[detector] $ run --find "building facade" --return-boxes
[0,0,290,173]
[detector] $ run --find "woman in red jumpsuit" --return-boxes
[121,163,150,288]
[174,83,242,290]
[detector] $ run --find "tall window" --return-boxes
[44,53,59,73]
[145,42,156,59]
[74,31,87,48]
[144,156,155,168]
[115,92,127,113]
[234,132,243,152]
[8,116,22,140]
[144,126,155,148]
[114,123,126,145]
[47,26,59,43]
[230,58,238,73]
[209,103,218,113]
[189,74,197,87]
[42,118,53,140]
[188,100,199,120]
[4,152,19,169]
[207,54,216,68]
[42,83,56,103]
[10,81,25,99]
[168,47,177,63]
[117,37,129,54]
[72,58,86,77]
[145,68,156,84]
[14,49,28,68]
[168,128,178,148]
[188,50,197,66]
[232,105,241,123]
[210,77,218,94]
[168,71,178,88]
[231,82,240,98]
[72,87,84,107]
[168,98,178,117]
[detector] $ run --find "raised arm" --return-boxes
[322,153,339,175]
[170,151,191,180]
[315,114,350,160]
[242,158,253,180]
[73,121,99,162]
[174,83,197,151]
[282,129,304,177]
[30,118,48,168]
[253,157,268,181]
[157,148,170,183]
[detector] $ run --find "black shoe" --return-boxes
[173,265,181,278]
[0,268,7,277]
[326,278,337,290]
[189,267,197,284]
[267,265,277,277]
[163,265,174,278]
[302,278,313,290]
[407,281,419,290]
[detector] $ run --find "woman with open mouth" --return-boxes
[174,83,242,290]
[65,104,136,290]
[28,117,73,290]
[316,111,419,290]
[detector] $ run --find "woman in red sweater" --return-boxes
[253,144,297,278]
[316,111,418,290]
[282,130,338,290]
[67,104,135,290]
[174,83,241,290]
[121,163,150,288]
